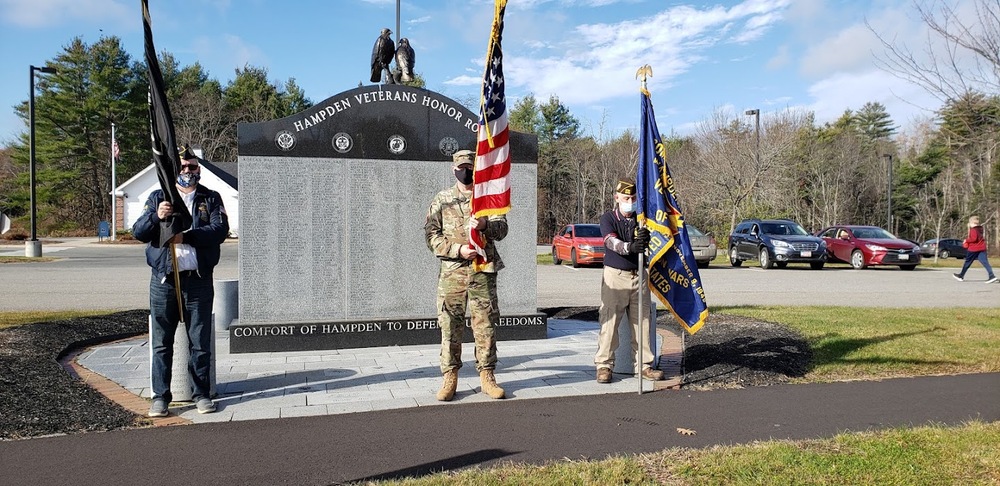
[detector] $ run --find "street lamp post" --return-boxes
[884,154,893,231]
[745,109,760,167]
[27,64,57,258]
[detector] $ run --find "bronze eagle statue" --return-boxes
[370,28,395,84]
[394,38,415,83]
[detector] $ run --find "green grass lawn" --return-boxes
[718,306,1000,381]
[0,256,58,263]
[364,421,999,485]
[919,255,1000,268]
[0,310,117,329]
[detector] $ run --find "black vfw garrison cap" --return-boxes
[615,180,636,196]
[178,144,197,160]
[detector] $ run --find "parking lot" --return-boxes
[0,239,996,312]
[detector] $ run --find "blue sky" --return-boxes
[0,0,945,146]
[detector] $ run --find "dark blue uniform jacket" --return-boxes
[600,208,639,271]
[132,186,229,281]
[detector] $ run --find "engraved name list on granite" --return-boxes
[233,85,545,353]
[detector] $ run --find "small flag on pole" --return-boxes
[636,77,709,335]
[112,136,120,160]
[470,0,511,271]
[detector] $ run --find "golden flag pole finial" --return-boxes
[636,64,652,95]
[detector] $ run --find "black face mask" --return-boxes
[454,167,474,185]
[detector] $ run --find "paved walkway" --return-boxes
[5,372,997,485]
[73,319,684,424]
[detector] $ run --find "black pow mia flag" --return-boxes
[143,0,191,247]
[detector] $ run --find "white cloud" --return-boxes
[499,0,790,107]
[804,69,938,127]
[0,0,130,27]
[766,44,790,69]
[190,35,266,78]
[444,74,480,86]
[407,15,431,25]
[799,22,881,78]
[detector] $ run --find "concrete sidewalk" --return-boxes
[73,319,684,423]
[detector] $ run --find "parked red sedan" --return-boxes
[816,225,922,270]
[552,224,604,267]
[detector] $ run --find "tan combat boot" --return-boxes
[436,369,458,401]
[479,369,505,399]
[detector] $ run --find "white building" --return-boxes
[113,160,239,237]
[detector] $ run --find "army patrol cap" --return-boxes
[178,144,198,161]
[452,149,475,167]
[615,180,636,196]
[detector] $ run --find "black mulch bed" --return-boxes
[0,310,149,440]
[541,306,812,390]
[2,308,810,440]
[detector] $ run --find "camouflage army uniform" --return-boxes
[425,184,508,373]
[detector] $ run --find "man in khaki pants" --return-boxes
[594,180,663,383]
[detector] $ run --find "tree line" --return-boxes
[0,35,314,235]
[516,94,997,253]
[2,0,998,253]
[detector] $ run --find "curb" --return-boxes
[60,346,190,428]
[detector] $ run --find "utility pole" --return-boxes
[884,154,893,230]
[745,109,760,168]
[27,64,57,257]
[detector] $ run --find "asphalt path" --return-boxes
[1,373,997,485]
[2,240,996,312]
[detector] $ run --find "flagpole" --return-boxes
[170,242,185,325]
[635,64,653,396]
[110,122,116,241]
[638,252,645,395]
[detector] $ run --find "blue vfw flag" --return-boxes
[635,88,709,335]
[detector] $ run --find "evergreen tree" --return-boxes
[854,102,897,141]
[5,36,145,232]
[538,95,580,143]
[508,94,541,135]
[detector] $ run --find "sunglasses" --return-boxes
[180,164,200,171]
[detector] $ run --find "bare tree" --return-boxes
[871,0,1000,102]
[694,108,808,236]
[173,89,237,162]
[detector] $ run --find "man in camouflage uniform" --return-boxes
[424,149,508,401]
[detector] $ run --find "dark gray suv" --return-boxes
[728,219,827,270]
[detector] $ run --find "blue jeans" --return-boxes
[149,274,214,402]
[958,251,996,279]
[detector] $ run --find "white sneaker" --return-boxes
[195,398,216,414]
[986,277,998,284]
[148,399,168,417]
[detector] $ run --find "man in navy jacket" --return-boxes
[132,147,229,417]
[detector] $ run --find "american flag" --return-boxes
[112,137,120,160]
[470,0,510,270]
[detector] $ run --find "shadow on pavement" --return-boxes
[347,448,519,482]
